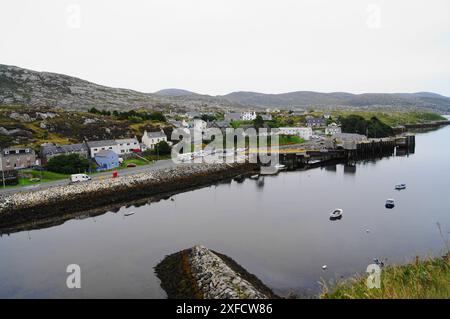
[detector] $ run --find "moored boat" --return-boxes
[330,208,343,220]
[385,199,395,208]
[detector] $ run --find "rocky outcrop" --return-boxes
[155,245,277,299]
[189,246,269,299]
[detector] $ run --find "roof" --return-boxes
[41,143,87,156]
[115,138,139,144]
[224,113,242,121]
[95,150,118,158]
[86,140,117,148]
[146,131,167,138]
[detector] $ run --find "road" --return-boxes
[0,159,178,195]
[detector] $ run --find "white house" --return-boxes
[142,130,168,149]
[115,137,140,154]
[86,140,119,158]
[325,123,342,136]
[241,111,257,121]
[224,112,257,121]
[278,127,313,140]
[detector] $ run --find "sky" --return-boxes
[1,0,450,96]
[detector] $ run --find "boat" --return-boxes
[395,183,406,190]
[233,175,245,183]
[274,163,287,171]
[260,164,286,176]
[249,174,260,180]
[385,199,395,208]
[329,208,343,220]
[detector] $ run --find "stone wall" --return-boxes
[189,245,268,299]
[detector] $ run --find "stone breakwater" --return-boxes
[189,246,268,299]
[0,163,257,229]
[155,245,277,299]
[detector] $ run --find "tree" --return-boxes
[253,115,264,129]
[46,154,90,174]
[340,115,393,138]
[153,140,171,155]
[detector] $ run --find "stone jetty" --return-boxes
[0,163,257,229]
[155,245,277,299]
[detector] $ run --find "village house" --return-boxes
[86,140,119,158]
[40,143,89,164]
[306,117,326,127]
[325,123,342,136]
[0,146,38,170]
[142,130,168,149]
[224,112,257,122]
[94,150,120,171]
[115,137,140,155]
[278,127,313,140]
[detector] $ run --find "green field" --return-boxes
[279,135,305,145]
[18,169,69,185]
[323,255,449,299]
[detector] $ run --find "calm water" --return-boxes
[1,122,450,298]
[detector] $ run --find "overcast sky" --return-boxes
[1,0,449,96]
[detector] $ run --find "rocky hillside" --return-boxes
[222,91,450,113]
[1,64,450,113]
[0,64,238,112]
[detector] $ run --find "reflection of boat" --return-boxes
[329,208,343,220]
[260,164,286,175]
[395,183,406,190]
[233,175,245,183]
[385,199,395,209]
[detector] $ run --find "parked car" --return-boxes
[70,174,91,183]
[126,163,137,168]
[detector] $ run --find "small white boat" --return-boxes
[330,208,343,220]
[395,183,406,190]
[260,164,286,175]
[249,174,260,180]
[385,199,395,208]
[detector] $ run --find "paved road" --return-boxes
[0,159,178,195]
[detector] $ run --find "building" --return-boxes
[86,140,119,158]
[241,111,257,121]
[306,117,326,127]
[0,146,37,170]
[94,150,120,171]
[142,130,168,149]
[325,123,342,136]
[224,112,257,122]
[40,143,88,164]
[261,114,272,121]
[278,127,313,140]
[115,137,140,155]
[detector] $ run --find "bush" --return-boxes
[339,115,393,138]
[153,141,171,155]
[46,154,90,174]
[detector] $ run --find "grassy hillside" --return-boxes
[331,111,446,127]
[323,254,449,299]
[0,105,169,149]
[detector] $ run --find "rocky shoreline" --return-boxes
[155,245,278,299]
[0,163,257,230]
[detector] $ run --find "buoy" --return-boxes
[322,265,327,270]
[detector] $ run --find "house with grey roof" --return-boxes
[40,143,88,164]
[86,140,119,158]
[142,130,168,149]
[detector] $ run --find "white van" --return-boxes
[70,174,92,183]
